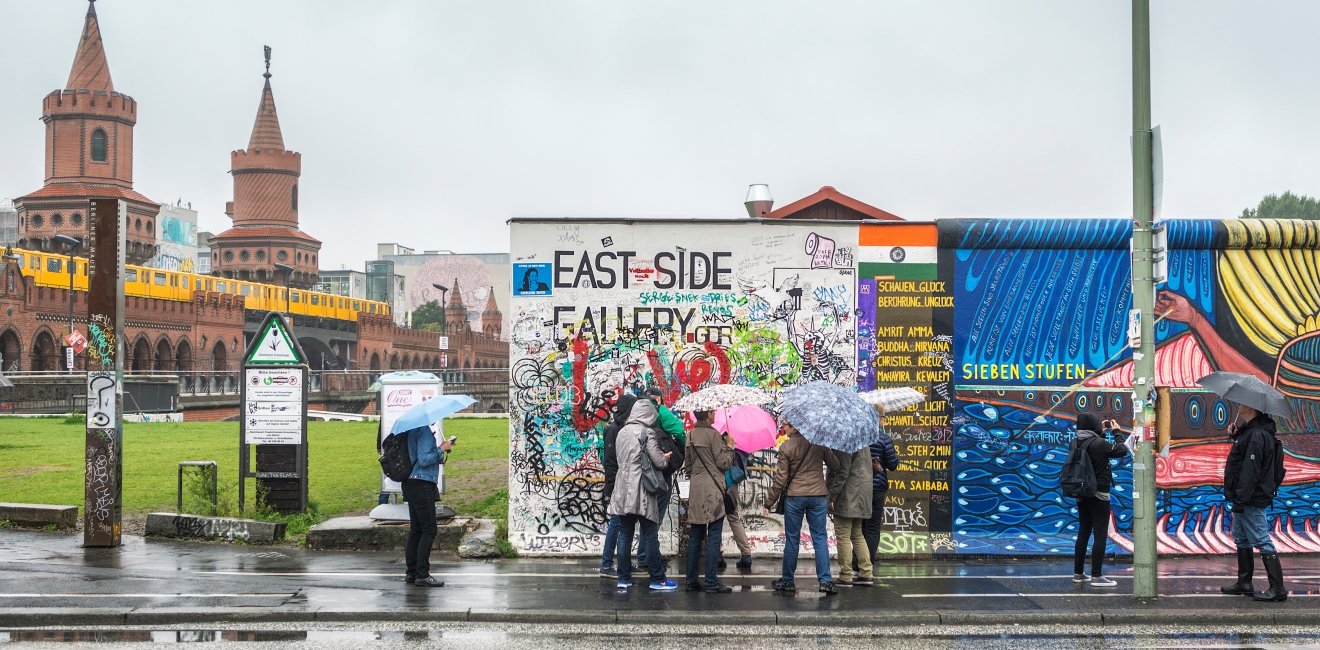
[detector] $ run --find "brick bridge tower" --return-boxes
[15,0,159,265]
[209,47,321,289]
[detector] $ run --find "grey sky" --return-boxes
[2,1,1318,269]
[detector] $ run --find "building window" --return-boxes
[239,250,250,262]
[71,213,82,226]
[31,215,43,228]
[52,213,64,226]
[291,184,298,211]
[224,251,234,262]
[277,250,288,262]
[91,129,108,162]
[255,250,266,261]
[135,218,142,232]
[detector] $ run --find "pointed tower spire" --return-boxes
[248,45,285,150]
[66,0,114,91]
[448,279,465,307]
[483,286,499,313]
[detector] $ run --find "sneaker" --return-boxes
[703,583,733,593]
[819,580,839,595]
[684,582,702,592]
[649,579,678,591]
[616,579,633,589]
[736,555,753,570]
[1072,573,1088,583]
[1090,576,1117,587]
[853,576,875,586]
[599,567,618,579]
[835,578,854,587]
[771,578,797,592]
[413,576,444,588]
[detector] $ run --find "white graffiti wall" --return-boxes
[508,219,858,555]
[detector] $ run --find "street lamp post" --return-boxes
[274,263,294,318]
[52,235,81,373]
[432,283,449,333]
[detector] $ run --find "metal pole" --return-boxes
[1131,0,1159,599]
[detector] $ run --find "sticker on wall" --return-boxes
[512,262,553,297]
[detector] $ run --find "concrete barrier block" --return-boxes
[145,513,285,544]
[0,502,78,529]
[306,515,466,552]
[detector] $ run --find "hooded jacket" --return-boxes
[828,447,874,519]
[869,429,900,492]
[601,393,639,500]
[607,398,669,523]
[1074,428,1129,494]
[1224,413,1283,509]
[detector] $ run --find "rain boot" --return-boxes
[1220,547,1254,595]
[1252,552,1288,602]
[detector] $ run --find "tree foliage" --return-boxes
[411,300,444,331]
[1241,191,1320,220]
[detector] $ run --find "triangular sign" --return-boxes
[244,312,306,365]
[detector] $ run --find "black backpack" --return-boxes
[1060,436,1098,499]
[380,431,414,483]
[654,429,685,476]
[1270,437,1288,498]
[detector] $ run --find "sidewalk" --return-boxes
[2,528,1318,628]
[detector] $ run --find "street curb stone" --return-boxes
[470,609,617,624]
[775,611,940,626]
[942,610,1103,625]
[0,608,129,626]
[1101,609,1273,625]
[314,609,469,623]
[617,610,775,626]
[124,607,311,625]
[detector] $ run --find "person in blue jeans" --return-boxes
[606,398,677,591]
[598,394,638,578]
[1219,402,1288,602]
[763,422,841,594]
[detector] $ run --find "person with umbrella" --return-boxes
[682,409,737,593]
[863,404,901,566]
[1200,371,1291,602]
[763,424,842,594]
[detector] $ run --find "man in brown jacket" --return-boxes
[683,410,736,592]
[764,423,841,594]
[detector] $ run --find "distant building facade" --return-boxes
[0,199,16,247]
[314,269,367,299]
[374,243,509,334]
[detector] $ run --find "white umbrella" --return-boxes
[859,387,926,412]
[671,384,773,412]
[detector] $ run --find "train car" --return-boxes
[10,247,391,323]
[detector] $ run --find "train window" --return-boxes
[353,301,361,311]
[291,292,302,303]
[339,299,346,309]
[126,269,138,282]
[182,277,189,289]
[170,275,178,287]
[240,285,251,296]
[368,304,376,314]
[13,253,24,267]
[47,258,62,273]
[154,272,167,286]
[29,256,40,270]
[310,295,319,306]
[217,281,227,292]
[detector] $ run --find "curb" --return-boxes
[0,608,1308,628]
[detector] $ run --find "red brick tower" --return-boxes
[209,47,321,288]
[15,0,159,264]
[481,286,502,337]
[445,279,468,333]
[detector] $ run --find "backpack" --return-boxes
[1270,437,1287,498]
[725,449,749,487]
[1060,436,1098,499]
[638,429,670,496]
[380,431,414,483]
[655,429,685,476]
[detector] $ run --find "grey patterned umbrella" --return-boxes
[779,380,881,452]
[1196,371,1291,419]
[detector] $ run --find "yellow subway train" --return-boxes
[7,247,391,322]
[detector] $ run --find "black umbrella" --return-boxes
[1196,371,1291,419]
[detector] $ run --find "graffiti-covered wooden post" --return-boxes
[238,312,309,514]
[84,197,126,547]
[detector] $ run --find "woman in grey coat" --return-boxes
[607,398,677,591]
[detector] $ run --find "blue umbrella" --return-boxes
[389,394,477,434]
[779,381,880,452]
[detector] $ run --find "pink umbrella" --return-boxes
[713,405,778,453]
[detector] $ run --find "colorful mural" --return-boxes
[508,217,1320,557]
[508,220,858,555]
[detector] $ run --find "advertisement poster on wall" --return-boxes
[378,377,444,493]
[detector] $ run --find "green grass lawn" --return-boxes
[0,417,509,520]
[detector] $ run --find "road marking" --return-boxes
[902,592,1320,598]
[0,593,292,599]
[190,569,1320,581]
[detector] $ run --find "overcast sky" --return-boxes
[2,1,1318,269]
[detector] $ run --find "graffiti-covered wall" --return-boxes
[508,219,858,555]
[509,217,1320,557]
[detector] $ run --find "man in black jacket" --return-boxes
[1220,403,1288,602]
[1071,413,1129,587]
[598,393,638,578]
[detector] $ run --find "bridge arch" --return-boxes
[389,352,400,370]
[153,336,174,371]
[31,328,56,372]
[0,327,21,372]
[369,352,381,371]
[175,337,193,372]
[131,335,151,372]
[211,340,229,372]
[297,337,336,372]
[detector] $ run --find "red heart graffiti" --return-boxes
[676,358,713,392]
